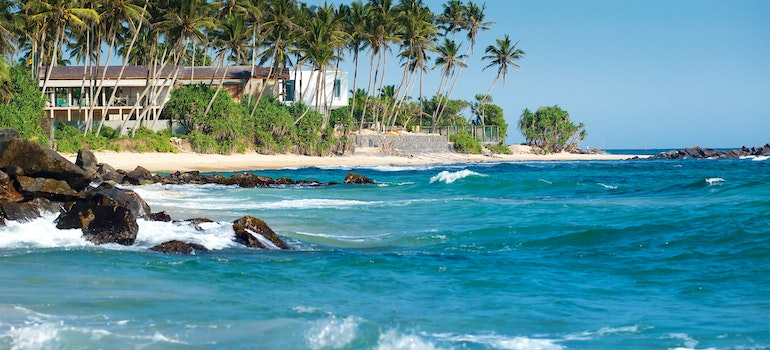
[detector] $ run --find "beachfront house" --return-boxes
[39,65,289,133]
[278,69,349,114]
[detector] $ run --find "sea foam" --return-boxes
[430,170,485,184]
[705,178,725,185]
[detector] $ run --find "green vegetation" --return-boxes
[0,64,48,144]
[451,130,482,154]
[1,0,529,154]
[519,105,586,154]
[54,123,177,153]
[486,143,512,155]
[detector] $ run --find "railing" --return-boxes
[426,125,501,143]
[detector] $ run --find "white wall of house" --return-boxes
[280,69,348,112]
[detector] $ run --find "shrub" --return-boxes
[519,105,586,154]
[452,131,482,154]
[486,143,512,155]
[0,65,48,144]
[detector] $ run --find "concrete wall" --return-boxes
[353,134,452,154]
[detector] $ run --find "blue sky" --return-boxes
[306,0,770,149]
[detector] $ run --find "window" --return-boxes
[285,80,295,102]
[333,80,341,98]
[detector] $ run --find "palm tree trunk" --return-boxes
[39,27,61,99]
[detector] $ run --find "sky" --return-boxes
[304,0,770,149]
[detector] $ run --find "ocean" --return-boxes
[1,157,769,349]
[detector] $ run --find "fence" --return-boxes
[426,125,501,143]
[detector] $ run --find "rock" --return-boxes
[75,148,99,176]
[101,168,126,183]
[232,215,292,249]
[150,240,209,254]
[228,172,276,187]
[0,169,23,202]
[649,143,770,160]
[0,138,92,191]
[147,211,172,222]
[55,185,149,245]
[344,173,375,184]
[15,175,79,201]
[0,128,21,154]
[124,166,156,185]
[184,217,215,231]
[0,200,42,222]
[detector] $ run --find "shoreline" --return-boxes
[61,146,648,173]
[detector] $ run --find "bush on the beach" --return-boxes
[519,105,586,154]
[452,131,482,154]
[486,143,512,155]
[55,123,122,153]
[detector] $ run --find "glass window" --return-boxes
[333,80,341,98]
[285,80,295,102]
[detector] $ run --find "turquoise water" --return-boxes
[1,158,769,349]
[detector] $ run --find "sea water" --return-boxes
[1,158,769,349]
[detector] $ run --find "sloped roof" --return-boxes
[39,65,289,80]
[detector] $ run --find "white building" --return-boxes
[279,69,348,113]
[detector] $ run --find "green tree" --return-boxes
[480,34,523,121]
[0,64,48,143]
[519,105,586,154]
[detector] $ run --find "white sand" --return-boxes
[61,145,646,172]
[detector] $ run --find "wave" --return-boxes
[430,169,486,184]
[705,177,725,185]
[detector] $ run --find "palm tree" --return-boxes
[432,37,465,128]
[93,0,151,134]
[480,34,523,123]
[25,0,99,98]
[0,57,11,103]
[253,0,298,114]
[0,0,20,59]
[206,14,250,114]
[359,0,397,131]
[344,1,366,121]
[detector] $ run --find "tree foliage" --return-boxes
[0,64,48,144]
[518,105,586,154]
[451,130,481,154]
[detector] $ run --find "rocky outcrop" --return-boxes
[650,144,770,160]
[0,137,92,191]
[150,240,209,254]
[55,183,150,245]
[233,216,293,250]
[344,173,375,184]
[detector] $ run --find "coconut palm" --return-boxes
[343,1,366,121]
[25,0,99,98]
[431,37,465,127]
[253,0,298,113]
[206,15,250,114]
[479,34,523,123]
[0,0,20,59]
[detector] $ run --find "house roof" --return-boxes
[39,65,289,80]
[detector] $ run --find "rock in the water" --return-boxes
[16,175,79,201]
[0,200,43,222]
[228,172,276,187]
[232,215,292,249]
[344,173,375,184]
[0,138,92,191]
[148,211,172,222]
[184,217,214,231]
[125,166,155,185]
[150,240,209,254]
[0,170,23,202]
[55,185,150,245]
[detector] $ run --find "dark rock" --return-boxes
[148,211,172,222]
[275,177,295,185]
[75,148,99,175]
[55,185,149,245]
[649,143,770,160]
[0,138,92,191]
[101,168,126,183]
[229,172,276,187]
[0,200,42,222]
[16,175,79,201]
[344,173,375,184]
[0,128,21,154]
[0,217,5,226]
[184,217,215,231]
[125,166,155,185]
[232,215,292,249]
[162,171,203,185]
[150,240,209,254]
[0,170,23,202]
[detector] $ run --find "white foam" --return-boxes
[565,325,643,341]
[432,332,563,350]
[306,315,360,350]
[705,178,725,185]
[376,330,439,350]
[133,219,240,250]
[260,199,372,210]
[597,183,618,190]
[752,155,768,161]
[429,170,485,184]
[0,213,92,249]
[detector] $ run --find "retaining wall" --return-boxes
[352,134,452,154]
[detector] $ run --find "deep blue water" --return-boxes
[1,158,769,349]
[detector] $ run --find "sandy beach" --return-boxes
[61,145,646,173]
